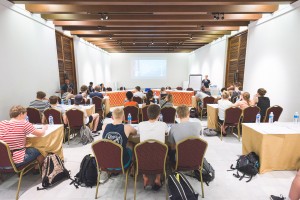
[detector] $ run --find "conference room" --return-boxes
[1,0,300,200]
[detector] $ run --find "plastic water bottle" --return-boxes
[256,113,261,124]
[155,98,157,104]
[293,112,299,123]
[61,99,64,105]
[68,99,71,105]
[268,112,274,123]
[49,115,54,126]
[25,116,29,122]
[159,114,163,121]
[128,113,132,124]
[90,97,93,105]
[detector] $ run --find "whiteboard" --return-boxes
[188,74,202,90]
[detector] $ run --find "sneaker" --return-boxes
[99,172,110,184]
[270,195,286,200]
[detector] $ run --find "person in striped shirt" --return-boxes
[0,105,47,168]
[29,91,50,113]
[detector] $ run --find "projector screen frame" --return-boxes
[188,74,202,91]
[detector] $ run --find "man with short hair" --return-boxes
[88,82,94,94]
[29,91,50,112]
[61,78,74,93]
[89,85,104,99]
[62,87,75,102]
[124,91,138,107]
[48,95,68,125]
[202,75,211,89]
[133,86,145,99]
[138,104,168,190]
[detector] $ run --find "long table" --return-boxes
[153,89,196,107]
[104,91,126,107]
[207,104,219,130]
[242,122,300,173]
[26,124,64,160]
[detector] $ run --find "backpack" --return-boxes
[71,154,98,188]
[193,158,215,186]
[203,128,218,137]
[229,152,260,182]
[168,172,198,200]
[37,154,70,190]
[189,107,199,118]
[80,126,94,145]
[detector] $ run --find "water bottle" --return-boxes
[293,112,299,123]
[68,99,71,105]
[128,113,132,124]
[155,98,157,104]
[159,114,163,121]
[49,115,54,126]
[90,97,93,105]
[61,99,64,105]
[268,112,274,123]
[25,116,29,122]
[256,113,261,124]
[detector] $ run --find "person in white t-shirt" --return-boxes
[138,104,168,191]
[133,86,146,99]
[218,91,233,134]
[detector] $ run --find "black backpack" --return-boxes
[71,154,98,188]
[37,154,70,190]
[229,152,260,182]
[193,158,215,186]
[168,172,198,200]
[189,107,199,118]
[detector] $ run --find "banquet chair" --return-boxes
[133,96,143,104]
[160,107,176,123]
[65,109,85,145]
[0,140,39,200]
[218,107,242,141]
[141,106,149,122]
[124,106,139,124]
[242,106,260,123]
[199,96,215,120]
[174,137,208,198]
[263,105,283,122]
[44,108,63,124]
[26,107,42,124]
[176,86,183,90]
[92,139,131,200]
[134,140,168,200]
[92,96,104,119]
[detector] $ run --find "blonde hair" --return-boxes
[112,108,124,119]
[242,92,251,106]
[166,94,173,103]
[221,91,230,99]
[10,105,27,118]
[176,105,189,118]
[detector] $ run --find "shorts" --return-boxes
[15,147,41,167]
[218,117,224,124]
[85,115,93,125]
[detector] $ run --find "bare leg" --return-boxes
[92,113,99,131]
[289,170,300,200]
[154,174,161,185]
[35,155,44,169]
[143,174,150,187]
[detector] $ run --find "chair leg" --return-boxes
[68,128,71,145]
[200,170,205,198]
[16,170,24,200]
[124,170,129,200]
[220,126,223,141]
[134,172,138,200]
[165,172,168,200]
[95,170,101,199]
[237,124,241,141]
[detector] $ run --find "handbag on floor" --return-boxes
[193,158,215,186]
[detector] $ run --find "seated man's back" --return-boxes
[90,85,104,99]
[29,91,50,112]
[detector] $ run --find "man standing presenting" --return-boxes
[202,75,211,89]
[61,78,74,93]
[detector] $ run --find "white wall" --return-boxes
[188,37,228,89]
[73,36,111,88]
[0,0,59,120]
[244,1,300,121]
[110,53,188,89]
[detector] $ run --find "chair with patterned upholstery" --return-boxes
[26,107,42,124]
[92,139,131,200]
[218,107,242,141]
[0,140,39,200]
[160,107,176,123]
[134,139,168,200]
[199,96,215,120]
[174,137,208,198]
[263,105,283,123]
[124,106,139,124]
[65,109,85,144]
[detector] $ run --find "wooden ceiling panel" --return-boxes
[10,0,292,52]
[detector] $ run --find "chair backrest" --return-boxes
[124,106,139,123]
[186,88,194,91]
[133,96,143,104]
[65,109,85,129]
[224,107,242,125]
[134,139,168,175]
[92,139,124,173]
[44,108,63,124]
[160,107,176,123]
[176,86,183,90]
[0,140,15,171]
[175,137,208,171]
[141,106,149,122]
[92,96,103,111]
[264,105,283,122]
[106,87,112,91]
[202,96,215,109]
[26,107,42,124]
[242,106,260,123]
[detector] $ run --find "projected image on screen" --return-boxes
[133,59,167,79]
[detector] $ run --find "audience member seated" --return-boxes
[220,87,227,93]
[218,91,233,134]
[89,85,104,99]
[133,86,146,99]
[159,94,174,109]
[144,90,155,106]
[62,87,75,103]
[48,95,68,124]
[120,86,126,91]
[160,87,167,99]
[230,83,242,103]
[100,83,106,92]
[124,91,138,107]
[253,88,270,121]
[166,86,172,90]
[29,91,50,113]
[72,94,100,134]
[61,78,74,93]
[0,105,47,169]
[233,92,254,110]
[168,105,202,162]
[88,82,94,94]
[102,108,137,178]
[138,104,168,191]
[195,89,210,108]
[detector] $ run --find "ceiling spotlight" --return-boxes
[133,41,135,45]
[167,41,169,45]
[220,13,224,20]
[105,15,109,20]
[190,34,193,40]
[109,35,112,40]
[151,41,154,45]
[200,25,204,30]
[97,26,102,31]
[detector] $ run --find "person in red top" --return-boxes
[0,105,47,167]
[124,91,138,107]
